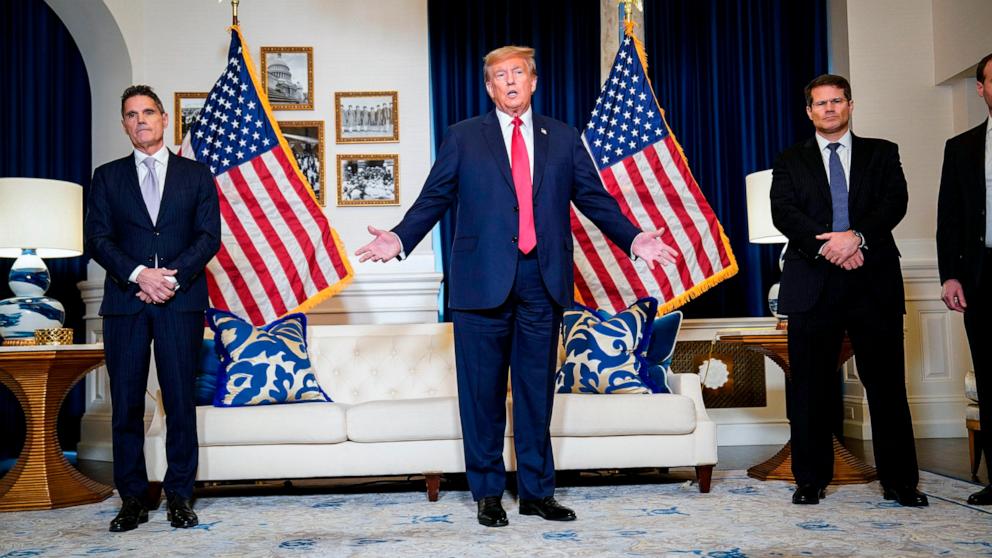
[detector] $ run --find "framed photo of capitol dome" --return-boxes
[260,46,314,110]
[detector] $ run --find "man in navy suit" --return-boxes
[85,85,220,531]
[356,46,677,527]
[770,74,926,507]
[937,52,992,506]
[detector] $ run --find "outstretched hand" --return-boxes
[631,229,679,270]
[355,225,401,263]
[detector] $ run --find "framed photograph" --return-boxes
[334,91,399,143]
[173,92,208,144]
[279,120,325,206]
[336,154,399,206]
[260,46,314,110]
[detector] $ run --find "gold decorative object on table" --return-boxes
[1,338,36,347]
[34,327,74,345]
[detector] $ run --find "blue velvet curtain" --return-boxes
[644,0,828,318]
[0,0,92,460]
[426,0,602,319]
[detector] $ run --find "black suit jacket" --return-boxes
[85,151,221,315]
[937,121,989,297]
[770,134,908,315]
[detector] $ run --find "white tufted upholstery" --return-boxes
[145,322,718,492]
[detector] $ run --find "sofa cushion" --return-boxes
[550,393,696,436]
[196,401,347,446]
[194,337,222,406]
[207,309,330,407]
[347,397,513,442]
[555,298,656,394]
[638,311,683,394]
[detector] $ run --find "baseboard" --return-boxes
[716,421,790,446]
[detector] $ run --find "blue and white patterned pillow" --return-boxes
[637,310,683,394]
[555,298,658,394]
[206,309,330,407]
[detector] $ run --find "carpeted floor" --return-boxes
[1,470,990,557]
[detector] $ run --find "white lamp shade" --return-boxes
[745,169,787,244]
[0,177,83,258]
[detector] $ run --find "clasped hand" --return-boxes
[816,231,863,270]
[136,267,178,304]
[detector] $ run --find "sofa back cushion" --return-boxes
[308,323,458,404]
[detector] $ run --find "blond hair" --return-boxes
[483,46,537,82]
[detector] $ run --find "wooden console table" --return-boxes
[716,328,877,484]
[0,344,114,511]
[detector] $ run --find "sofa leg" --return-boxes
[695,465,713,493]
[424,472,441,502]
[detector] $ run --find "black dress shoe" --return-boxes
[477,496,508,527]
[882,485,929,507]
[967,484,992,505]
[166,494,199,528]
[519,496,576,521]
[109,496,148,532]
[791,484,826,505]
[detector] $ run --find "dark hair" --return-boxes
[804,74,852,107]
[977,53,992,82]
[120,85,165,117]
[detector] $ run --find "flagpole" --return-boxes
[230,0,239,26]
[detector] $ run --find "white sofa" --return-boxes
[144,322,717,500]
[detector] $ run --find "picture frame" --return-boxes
[334,91,399,143]
[260,46,314,110]
[279,120,325,206]
[173,92,208,145]
[336,154,399,206]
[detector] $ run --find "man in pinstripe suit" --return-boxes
[85,85,220,531]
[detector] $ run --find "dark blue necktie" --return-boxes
[827,143,849,231]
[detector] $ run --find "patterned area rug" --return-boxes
[1,470,990,557]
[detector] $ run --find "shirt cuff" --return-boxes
[129,265,147,283]
[389,231,407,261]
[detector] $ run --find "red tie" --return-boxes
[511,117,536,254]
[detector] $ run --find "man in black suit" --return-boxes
[770,74,927,507]
[85,85,220,531]
[937,53,992,506]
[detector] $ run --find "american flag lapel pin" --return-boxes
[541,128,547,135]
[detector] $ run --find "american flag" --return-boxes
[180,27,353,325]
[574,30,736,315]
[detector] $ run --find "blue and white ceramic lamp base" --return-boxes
[0,250,65,341]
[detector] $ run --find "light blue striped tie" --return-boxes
[827,143,849,231]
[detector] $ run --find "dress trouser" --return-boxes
[786,266,919,489]
[963,248,992,480]
[104,304,203,500]
[451,250,563,501]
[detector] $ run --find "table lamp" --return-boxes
[0,178,83,344]
[745,169,787,322]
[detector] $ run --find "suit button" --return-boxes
[513,206,519,212]
[147,257,153,262]
[154,232,160,236]
[512,235,518,243]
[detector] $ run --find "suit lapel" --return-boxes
[531,114,549,198]
[800,137,831,204]
[970,123,987,202]
[481,111,515,196]
[848,134,869,204]
[121,154,154,226]
[158,150,180,224]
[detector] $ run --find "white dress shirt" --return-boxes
[494,107,535,180]
[129,146,174,284]
[815,129,852,190]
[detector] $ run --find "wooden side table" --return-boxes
[717,328,877,484]
[0,344,114,511]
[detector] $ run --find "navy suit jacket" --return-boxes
[937,121,990,297]
[770,134,908,315]
[85,151,221,315]
[392,111,641,310]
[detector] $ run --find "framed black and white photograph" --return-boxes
[173,92,207,144]
[279,120,325,206]
[260,46,313,110]
[334,91,399,143]
[336,154,399,206]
